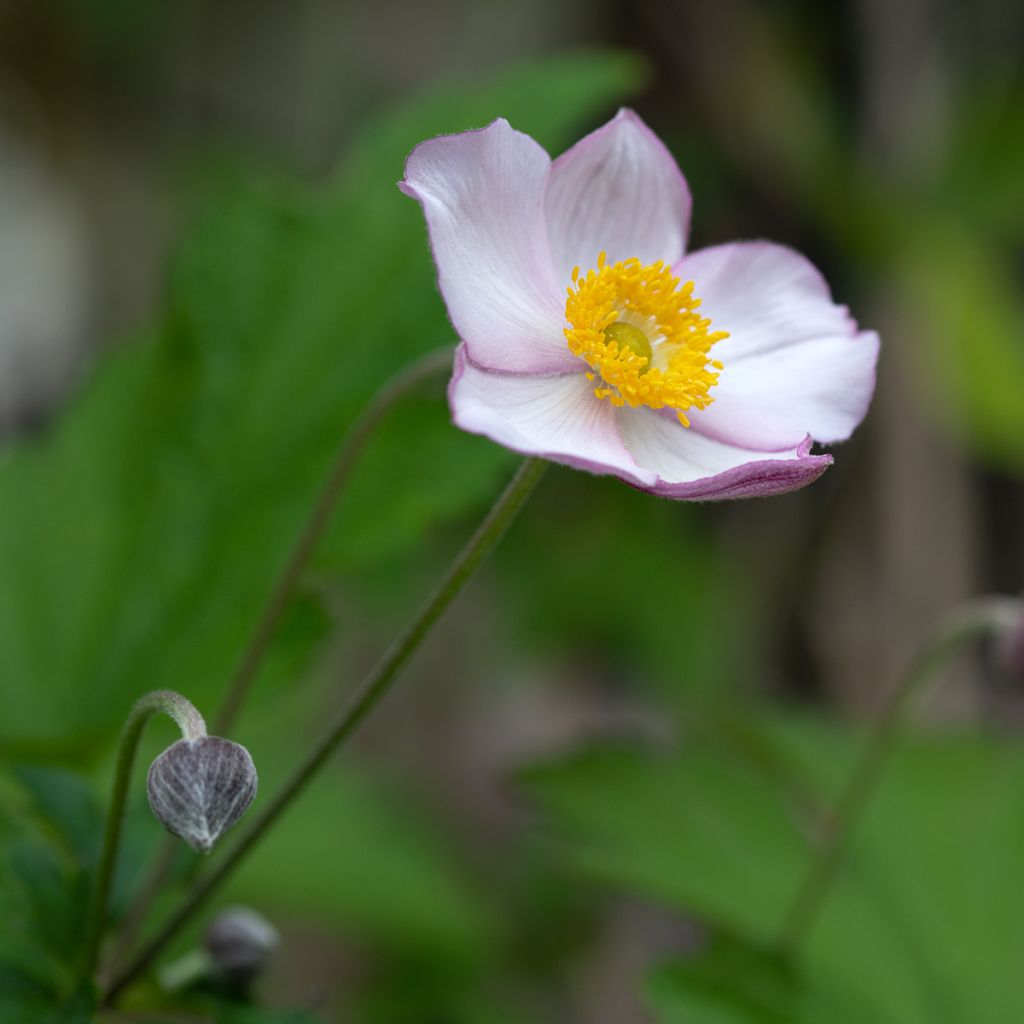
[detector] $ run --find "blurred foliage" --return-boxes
[0,50,644,750]
[902,223,1024,474]
[495,473,750,705]
[1,0,1023,1018]
[522,719,1024,1023]
[0,49,659,1023]
[0,768,97,1020]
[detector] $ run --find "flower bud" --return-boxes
[147,736,257,853]
[204,906,279,987]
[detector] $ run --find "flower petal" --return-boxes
[545,109,692,285]
[400,119,575,374]
[677,242,879,450]
[618,406,833,501]
[449,346,655,485]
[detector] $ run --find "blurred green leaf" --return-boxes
[222,760,497,962]
[523,719,1024,1023]
[495,473,749,702]
[645,933,877,1024]
[518,738,808,941]
[943,86,1024,241]
[0,50,646,749]
[0,962,59,1023]
[0,766,103,1011]
[11,765,102,866]
[902,223,1024,473]
[317,392,516,574]
[646,940,799,1024]
[793,731,1024,1024]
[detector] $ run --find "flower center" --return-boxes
[563,252,727,426]
[603,322,653,367]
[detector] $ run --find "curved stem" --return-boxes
[81,691,206,983]
[215,345,455,735]
[109,348,454,969]
[777,596,1023,953]
[103,457,547,1005]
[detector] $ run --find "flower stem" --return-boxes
[108,347,455,970]
[776,596,1023,953]
[102,457,547,1005]
[215,346,456,736]
[81,691,206,983]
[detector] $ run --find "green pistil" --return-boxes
[603,322,652,370]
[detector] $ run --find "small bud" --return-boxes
[205,906,279,987]
[147,736,257,853]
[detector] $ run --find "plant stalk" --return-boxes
[215,346,455,735]
[81,691,206,983]
[109,347,454,969]
[777,596,1023,952]
[103,457,547,1004]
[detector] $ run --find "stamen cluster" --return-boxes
[564,252,727,426]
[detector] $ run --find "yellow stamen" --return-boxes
[564,252,728,426]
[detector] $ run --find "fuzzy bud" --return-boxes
[147,736,257,853]
[205,906,279,987]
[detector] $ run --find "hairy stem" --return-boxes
[103,457,547,1004]
[109,348,454,969]
[777,596,1023,952]
[215,346,455,735]
[81,691,206,983]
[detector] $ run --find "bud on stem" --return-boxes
[81,690,257,985]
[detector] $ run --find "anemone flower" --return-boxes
[400,110,878,500]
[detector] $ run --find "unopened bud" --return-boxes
[205,906,279,987]
[147,736,257,853]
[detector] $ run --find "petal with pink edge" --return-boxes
[400,119,574,374]
[678,242,879,450]
[545,109,692,285]
[448,346,655,486]
[618,406,833,501]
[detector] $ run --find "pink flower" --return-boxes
[400,110,878,500]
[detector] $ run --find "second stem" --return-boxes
[777,596,1022,952]
[104,456,547,1004]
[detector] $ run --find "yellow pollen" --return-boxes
[564,251,728,426]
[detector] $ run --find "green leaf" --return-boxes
[0,962,58,1023]
[221,761,498,962]
[0,50,646,748]
[493,473,749,703]
[518,739,808,942]
[941,85,1024,241]
[524,718,1024,1024]
[645,935,877,1024]
[902,222,1024,473]
[646,940,799,1024]
[793,732,1024,1024]
[0,765,102,987]
[10,765,102,865]
[316,393,516,574]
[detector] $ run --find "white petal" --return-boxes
[618,407,832,501]
[677,242,879,449]
[449,346,654,485]
[400,119,575,374]
[545,109,691,285]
